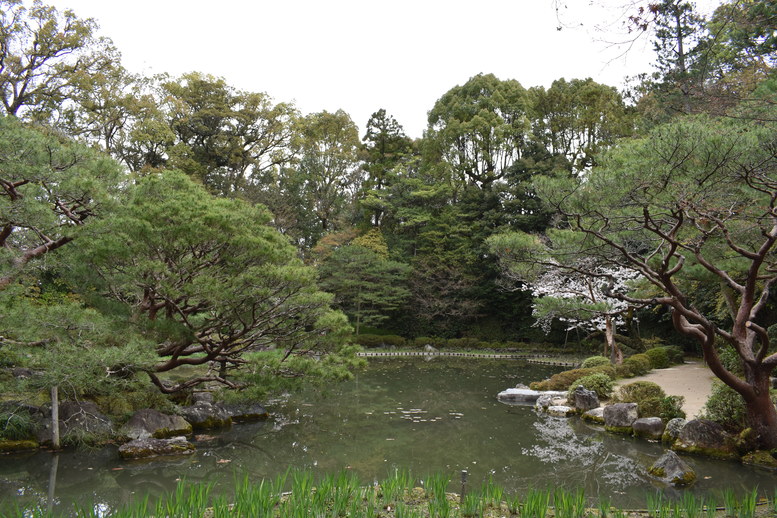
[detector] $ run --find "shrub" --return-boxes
[413,336,444,348]
[581,356,611,369]
[644,347,670,369]
[639,396,686,420]
[624,354,652,376]
[616,381,665,404]
[643,346,684,369]
[568,373,614,400]
[445,338,479,349]
[615,363,635,378]
[663,346,685,365]
[529,365,615,391]
[700,381,748,433]
[0,407,38,441]
[355,334,407,348]
[615,381,685,419]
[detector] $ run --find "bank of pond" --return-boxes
[1,357,776,515]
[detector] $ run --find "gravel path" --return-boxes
[613,360,716,418]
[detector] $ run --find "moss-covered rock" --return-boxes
[603,403,638,433]
[633,417,665,441]
[648,451,696,487]
[179,402,232,430]
[672,419,738,460]
[121,409,193,440]
[118,436,195,459]
[582,408,605,425]
[0,439,39,452]
[662,418,687,445]
[741,450,777,471]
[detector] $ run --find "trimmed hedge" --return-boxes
[624,353,651,376]
[615,380,665,403]
[581,356,611,369]
[530,365,616,391]
[354,334,407,348]
[567,373,614,399]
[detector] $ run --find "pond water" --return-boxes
[2,358,776,515]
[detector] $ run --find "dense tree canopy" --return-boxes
[74,171,352,393]
[0,0,116,121]
[0,115,121,289]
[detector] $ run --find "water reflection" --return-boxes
[1,358,776,515]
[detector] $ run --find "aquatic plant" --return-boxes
[522,488,550,518]
[553,488,586,518]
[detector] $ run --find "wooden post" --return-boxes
[50,385,60,450]
[460,469,468,501]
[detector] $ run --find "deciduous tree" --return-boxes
[0,0,116,121]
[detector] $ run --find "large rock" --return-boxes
[633,417,665,441]
[36,401,114,445]
[672,419,738,459]
[120,409,192,440]
[603,403,639,434]
[571,386,599,412]
[535,394,555,409]
[179,401,232,430]
[219,402,269,422]
[662,418,687,445]
[648,451,697,487]
[118,436,195,459]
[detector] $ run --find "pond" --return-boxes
[2,358,776,515]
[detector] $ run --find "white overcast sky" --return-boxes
[48,0,722,139]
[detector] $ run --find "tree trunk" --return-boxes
[605,316,623,365]
[50,385,60,450]
[743,371,777,449]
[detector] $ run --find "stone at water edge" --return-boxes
[546,405,575,417]
[36,400,114,446]
[648,450,697,487]
[120,409,193,440]
[571,385,599,412]
[633,417,665,441]
[0,440,39,452]
[497,388,566,404]
[662,418,687,445]
[535,394,554,409]
[742,450,777,470]
[179,401,232,430]
[118,436,196,459]
[672,419,738,460]
[219,402,270,421]
[582,407,605,424]
[603,403,638,434]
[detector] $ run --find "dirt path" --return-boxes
[613,360,716,418]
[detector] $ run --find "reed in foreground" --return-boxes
[7,470,777,517]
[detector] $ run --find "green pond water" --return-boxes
[2,357,777,515]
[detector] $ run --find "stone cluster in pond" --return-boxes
[497,383,774,487]
[0,394,269,459]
